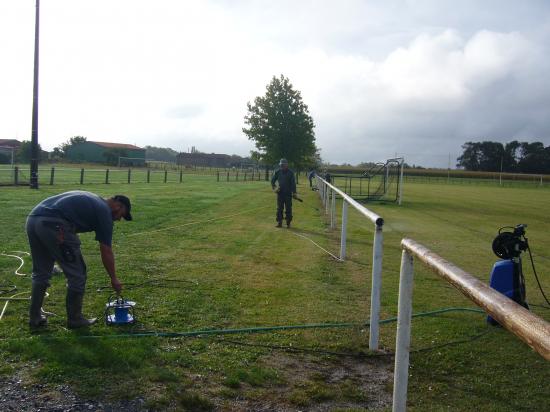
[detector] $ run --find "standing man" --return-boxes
[271,158,298,228]
[26,191,132,329]
[307,168,316,189]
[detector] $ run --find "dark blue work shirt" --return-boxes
[271,168,296,194]
[29,190,113,246]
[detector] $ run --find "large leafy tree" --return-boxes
[243,75,316,169]
[56,136,87,158]
[145,145,179,162]
[16,140,44,162]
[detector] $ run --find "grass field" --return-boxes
[0,176,549,411]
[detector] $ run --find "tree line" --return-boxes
[457,141,550,174]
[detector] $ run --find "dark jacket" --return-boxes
[271,168,296,194]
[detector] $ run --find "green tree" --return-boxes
[145,145,179,162]
[457,141,505,171]
[457,139,550,173]
[243,75,316,169]
[56,136,87,158]
[456,142,482,170]
[16,140,43,163]
[517,141,550,174]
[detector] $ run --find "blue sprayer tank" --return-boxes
[487,258,528,325]
[489,260,516,299]
[488,224,530,325]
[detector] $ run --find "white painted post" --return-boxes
[339,201,348,260]
[369,225,383,350]
[385,163,390,194]
[325,186,329,214]
[392,250,414,412]
[398,161,404,206]
[331,189,336,229]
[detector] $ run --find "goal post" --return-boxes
[0,146,15,167]
[329,157,404,204]
[118,156,146,167]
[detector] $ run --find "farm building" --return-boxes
[66,141,146,165]
[0,139,22,149]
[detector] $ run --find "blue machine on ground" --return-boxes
[105,295,136,325]
[487,224,529,325]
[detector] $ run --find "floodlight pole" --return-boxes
[30,0,40,189]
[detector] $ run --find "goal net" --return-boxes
[0,146,15,185]
[329,158,404,204]
[118,156,146,167]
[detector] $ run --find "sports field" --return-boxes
[0,176,549,411]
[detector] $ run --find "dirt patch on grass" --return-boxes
[212,352,394,411]
[0,370,146,412]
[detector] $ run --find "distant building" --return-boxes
[176,152,253,168]
[66,141,146,164]
[0,139,22,149]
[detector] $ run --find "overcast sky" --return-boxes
[1,0,550,167]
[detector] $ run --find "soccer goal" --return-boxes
[0,146,15,185]
[118,156,146,167]
[329,157,404,204]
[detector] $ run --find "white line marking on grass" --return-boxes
[290,231,343,262]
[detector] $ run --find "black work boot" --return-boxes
[29,282,48,329]
[276,221,283,228]
[286,219,291,228]
[66,290,97,329]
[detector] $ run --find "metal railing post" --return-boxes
[369,225,384,350]
[105,169,109,184]
[340,201,348,260]
[325,186,329,214]
[330,189,336,229]
[50,167,55,185]
[398,162,404,205]
[80,168,84,184]
[392,250,414,412]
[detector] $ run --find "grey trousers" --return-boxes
[26,216,87,293]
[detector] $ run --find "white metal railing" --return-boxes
[315,175,384,350]
[393,238,550,411]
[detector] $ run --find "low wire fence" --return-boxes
[404,174,548,187]
[327,167,550,188]
[0,165,283,186]
[0,166,185,186]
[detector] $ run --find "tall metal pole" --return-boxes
[30,0,40,189]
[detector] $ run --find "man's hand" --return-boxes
[272,186,280,193]
[100,243,122,294]
[111,276,123,294]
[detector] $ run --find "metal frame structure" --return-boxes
[392,238,550,411]
[328,157,404,205]
[0,146,15,167]
[117,156,146,167]
[316,175,384,350]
